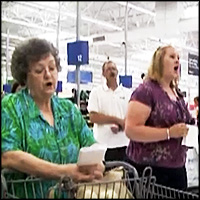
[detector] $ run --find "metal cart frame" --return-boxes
[1,161,199,199]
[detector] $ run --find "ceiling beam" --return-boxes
[1,33,25,41]
[116,2,156,17]
[17,2,123,31]
[104,17,198,45]
[2,17,55,32]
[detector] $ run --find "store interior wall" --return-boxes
[1,1,199,106]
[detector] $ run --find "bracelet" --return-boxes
[166,128,170,140]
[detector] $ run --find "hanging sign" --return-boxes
[188,53,199,76]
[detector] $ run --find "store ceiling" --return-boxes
[1,1,199,71]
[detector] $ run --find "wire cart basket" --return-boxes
[1,161,199,199]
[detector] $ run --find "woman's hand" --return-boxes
[169,123,189,138]
[63,162,105,183]
[79,161,105,180]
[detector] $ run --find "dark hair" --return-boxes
[141,73,145,80]
[175,88,184,98]
[11,38,61,85]
[11,81,25,93]
[11,82,20,93]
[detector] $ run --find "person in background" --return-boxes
[125,45,194,190]
[88,60,131,162]
[71,88,77,104]
[1,38,104,198]
[11,81,25,93]
[194,96,199,125]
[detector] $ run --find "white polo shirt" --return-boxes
[88,83,131,148]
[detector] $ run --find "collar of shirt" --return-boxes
[22,88,66,121]
[102,81,123,92]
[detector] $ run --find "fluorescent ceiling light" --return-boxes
[37,32,75,40]
[148,37,198,53]
[2,17,55,32]
[177,45,198,53]
[92,41,121,48]
[17,2,122,31]
[81,16,123,31]
[1,33,25,41]
[1,61,11,65]
[2,18,75,40]
[116,2,156,17]
[183,6,198,19]
[1,45,15,51]
[89,60,103,65]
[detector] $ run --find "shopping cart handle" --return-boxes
[1,168,19,176]
[104,161,139,178]
[1,174,8,190]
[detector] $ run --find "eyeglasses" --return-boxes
[28,66,57,76]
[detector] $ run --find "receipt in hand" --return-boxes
[77,143,107,166]
[182,125,199,154]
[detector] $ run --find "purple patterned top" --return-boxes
[126,79,193,168]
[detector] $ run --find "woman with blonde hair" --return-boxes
[125,45,194,190]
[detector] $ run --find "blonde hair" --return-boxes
[147,45,179,89]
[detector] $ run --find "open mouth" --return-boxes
[174,66,179,71]
[110,72,116,77]
[46,82,53,87]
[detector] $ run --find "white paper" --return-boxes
[77,143,107,166]
[185,148,199,187]
[182,125,199,154]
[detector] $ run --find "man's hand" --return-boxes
[117,119,125,131]
[110,124,119,134]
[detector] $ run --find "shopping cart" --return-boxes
[1,161,139,199]
[1,161,199,199]
[132,162,199,199]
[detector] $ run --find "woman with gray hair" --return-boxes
[1,38,104,198]
[125,45,194,190]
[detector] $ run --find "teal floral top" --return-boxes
[1,88,96,198]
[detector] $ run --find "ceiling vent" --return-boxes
[93,35,105,42]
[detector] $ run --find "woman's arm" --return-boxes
[125,101,188,142]
[2,150,103,182]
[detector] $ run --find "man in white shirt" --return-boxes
[88,60,131,161]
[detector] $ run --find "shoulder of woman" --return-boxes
[54,96,83,114]
[1,93,25,117]
[1,93,19,106]
[130,80,159,103]
[134,79,155,92]
[54,96,74,107]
